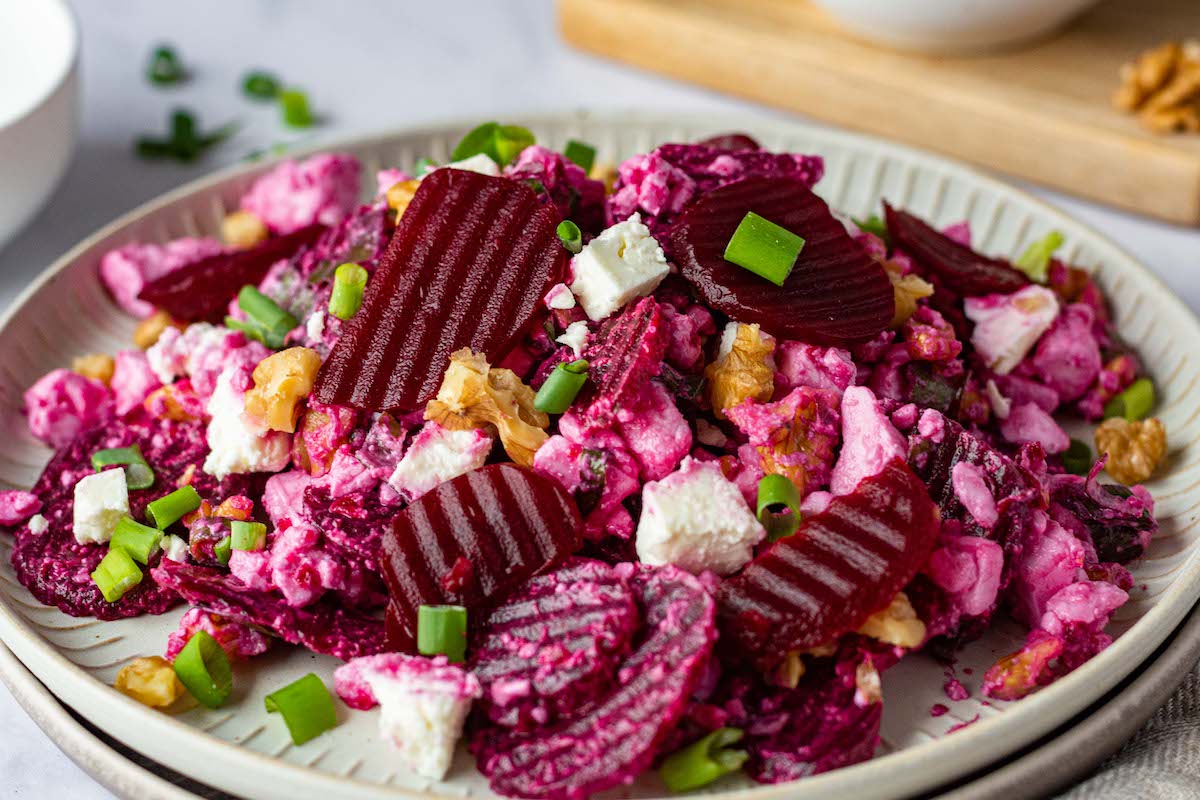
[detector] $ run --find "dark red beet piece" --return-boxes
[379,464,584,652]
[884,202,1029,296]
[471,559,639,730]
[314,169,568,412]
[670,177,894,345]
[696,133,760,151]
[152,560,385,660]
[473,564,717,800]
[578,297,667,420]
[717,458,941,669]
[137,223,326,322]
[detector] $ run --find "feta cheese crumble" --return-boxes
[569,213,669,321]
[443,153,501,176]
[72,468,129,545]
[162,534,189,563]
[202,368,291,480]
[636,456,765,576]
[964,285,1059,375]
[388,422,493,502]
[27,514,49,536]
[543,283,577,310]
[556,321,590,358]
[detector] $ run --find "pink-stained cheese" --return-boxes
[830,386,907,495]
[23,369,114,448]
[99,238,224,318]
[240,153,362,234]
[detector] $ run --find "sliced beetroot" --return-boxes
[152,560,385,660]
[884,203,1029,297]
[471,559,639,730]
[696,133,760,151]
[137,223,326,322]
[578,297,667,419]
[314,169,568,412]
[380,464,584,652]
[670,177,893,345]
[717,458,940,669]
[473,564,717,800]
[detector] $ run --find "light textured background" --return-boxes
[1,1,1198,798]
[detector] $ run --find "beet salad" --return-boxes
[0,123,1167,799]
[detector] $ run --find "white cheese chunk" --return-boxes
[202,367,291,480]
[27,514,49,536]
[543,283,577,310]
[569,213,669,321]
[442,153,501,176]
[556,321,590,358]
[73,468,129,545]
[388,422,493,502]
[964,285,1059,375]
[162,534,189,563]
[305,309,326,342]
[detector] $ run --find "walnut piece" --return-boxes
[705,323,776,420]
[134,310,183,350]
[857,591,927,648]
[884,261,934,328]
[113,656,186,708]
[244,347,323,433]
[221,210,270,249]
[72,353,115,386]
[855,660,883,705]
[1112,40,1200,134]
[1095,417,1167,485]
[425,348,549,466]
[386,179,422,218]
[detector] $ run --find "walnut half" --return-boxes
[1095,417,1167,485]
[1113,40,1200,134]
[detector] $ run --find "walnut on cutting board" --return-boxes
[1112,40,1200,134]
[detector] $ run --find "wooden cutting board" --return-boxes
[559,0,1200,226]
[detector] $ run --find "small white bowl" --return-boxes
[810,0,1102,55]
[0,0,78,252]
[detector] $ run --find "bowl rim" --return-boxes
[0,0,79,132]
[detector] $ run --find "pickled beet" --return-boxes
[473,564,717,800]
[471,559,639,730]
[884,203,1029,296]
[579,297,667,420]
[314,169,568,412]
[717,458,941,668]
[379,464,584,652]
[137,223,325,322]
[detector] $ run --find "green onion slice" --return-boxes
[91,548,144,604]
[451,122,536,166]
[1063,438,1093,476]
[147,45,186,85]
[534,359,589,415]
[231,520,268,552]
[145,485,203,530]
[723,212,805,287]
[173,630,232,709]
[563,139,597,173]
[280,89,313,128]
[110,517,164,565]
[1103,377,1155,421]
[853,214,889,242]
[265,673,338,745]
[214,535,233,566]
[92,445,155,491]
[235,285,299,349]
[659,727,748,793]
[1014,230,1065,284]
[417,604,468,663]
[328,263,369,320]
[756,474,802,541]
[557,220,583,255]
[242,71,281,100]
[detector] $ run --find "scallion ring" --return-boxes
[757,474,802,541]
[145,485,203,530]
[92,444,156,491]
[533,359,589,415]
[231,520,267,552]
[328,263,369,320]
[1103,377,1155,421]
[173,630,232,709]
[242,71,281,100]
[723,212,805,287]
[147,45,186,85]
[279,89,313,128]
[557,220,583,255]
[417,604,468,664]
[659,728,748,793]
[563,139,597,173]
[265,673,338,745]
[109,517,164,565]
[90,548,144,604]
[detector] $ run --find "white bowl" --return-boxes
[0,0,79,252]
[810,0,1102,54]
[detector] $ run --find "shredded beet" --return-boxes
[670,177,894,345]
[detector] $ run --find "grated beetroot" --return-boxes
[717,458,941,669]
[473,564,716,800]
[670,177,894,345]
[314,169,567,412]
[379,464,584,652]
[471,559,639,730]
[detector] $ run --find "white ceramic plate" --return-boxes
[1,111,1198,800]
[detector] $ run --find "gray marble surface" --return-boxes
[1,1,1198,798]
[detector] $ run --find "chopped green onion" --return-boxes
[723,212,805,287]
[147,45,186,85]
[557,220,583,255]
[659,728,748,793]
[92,445,155,491]
[1103,377,1155,421]
[173,630,232,709]
[280,89,313,128]
[235,285,298,348]
[145,485,203,530]
[1014,230,1065,284]
[563,139,597,173]
[451,121,536,166]
[328,263,369,320]
[110,517,164,565]
[1063,438,1093,475]
[417,604,468,663]
[265,673,338,745]
[756,474,802,541]
[231,520,267,552]
[90,548,143,603]
[414,157,437,175]
[534,359,589,415]
[853,214,889,242]
[214,536,232,566]
[242,71,281,100]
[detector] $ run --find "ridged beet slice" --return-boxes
[472,559,639,730]
[380,464,584,652]
[474,564,716,800]
[717,458,941,669]
[578,297,667,418]
[670,177,893,345]
[137,223,326,322]
[884,203,1029,296]
[151,560,385,660]
[314,169,568,412]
